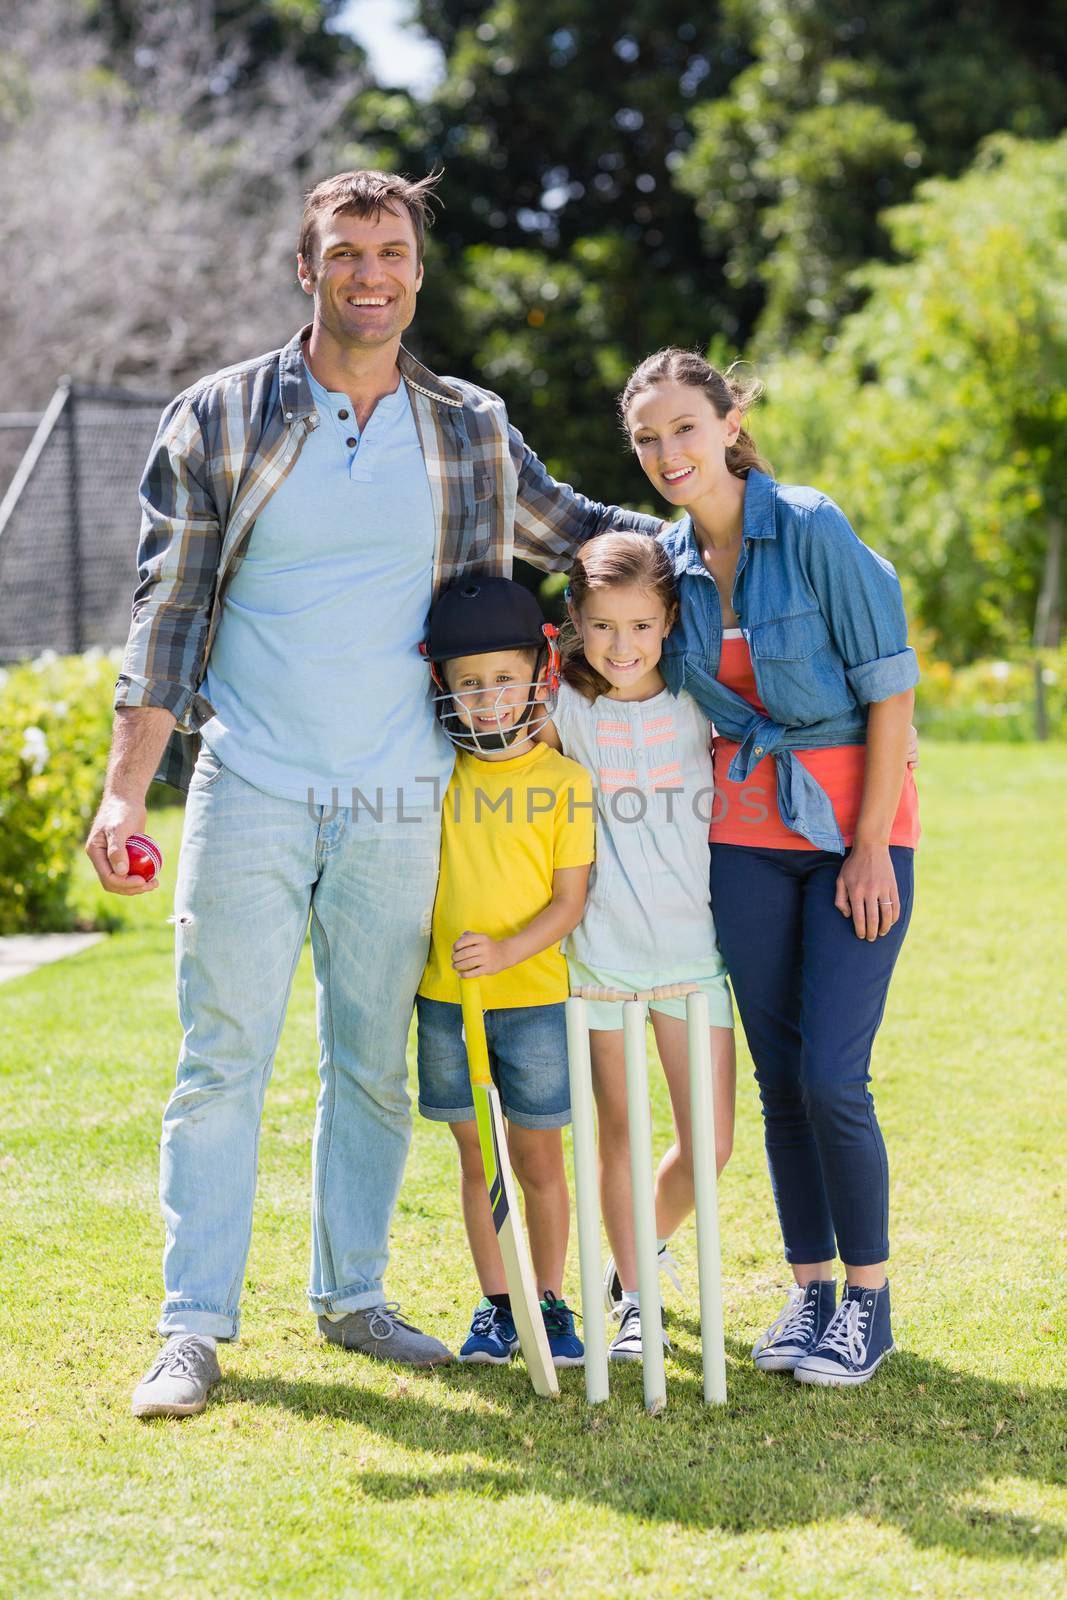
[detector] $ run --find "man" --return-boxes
[86,169,661,1419]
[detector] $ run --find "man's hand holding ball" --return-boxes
[85,797,162,895]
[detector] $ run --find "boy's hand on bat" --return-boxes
[452,930,513,978]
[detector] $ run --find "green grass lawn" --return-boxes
[1,744,1064,1599]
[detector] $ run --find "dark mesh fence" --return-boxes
[0,382,168,663]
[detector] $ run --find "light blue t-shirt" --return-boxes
[551,681,720,969]
[200,364,452,811]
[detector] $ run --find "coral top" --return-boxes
[710,632,920,851]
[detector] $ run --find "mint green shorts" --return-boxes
[566,955,734,1032]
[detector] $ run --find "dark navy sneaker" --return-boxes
[752,1280,837,1373]
[459,1299,519,1364]
[541,1292,584,1368]
[794,1281,894,1386]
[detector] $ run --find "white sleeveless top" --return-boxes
[551,680,720,969]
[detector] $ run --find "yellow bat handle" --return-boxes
[460,978,492,1088]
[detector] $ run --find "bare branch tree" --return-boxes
[0,0,377,404]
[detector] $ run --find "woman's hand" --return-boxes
[834,843,899,941]
[452,930,513,977]
[907,723,919,769]
[843,690,911,940]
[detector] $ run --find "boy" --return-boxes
[417,576,594,1366]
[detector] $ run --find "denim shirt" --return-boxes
[657,470,919,853]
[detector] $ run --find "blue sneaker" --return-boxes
[541,1292,584,1368]
[794,1281,894,1386]
[752,1280,837,1373]
[459,1299,519,1364]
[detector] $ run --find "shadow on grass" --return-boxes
[226,1338,1067,1564]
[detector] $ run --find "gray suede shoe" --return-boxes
[318,1302,453,1366]
[132,1335,221,1418]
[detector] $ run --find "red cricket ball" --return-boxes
[125,833,163,882]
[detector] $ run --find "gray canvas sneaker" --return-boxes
[318,1302,453,1366]
[131,1335,222,1418]
[608,1300,672,1363]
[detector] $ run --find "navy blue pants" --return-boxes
[709,845,914,1266]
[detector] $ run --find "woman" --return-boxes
[621,348,919,1386]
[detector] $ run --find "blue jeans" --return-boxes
[708,844,914,1267]
[157,749,441,1340]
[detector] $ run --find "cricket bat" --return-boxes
[459,978,559,1398]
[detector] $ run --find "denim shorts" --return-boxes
[415,996,571,1129]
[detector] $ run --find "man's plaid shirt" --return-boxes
[116,326,663,791]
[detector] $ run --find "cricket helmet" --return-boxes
[422,576,560,753]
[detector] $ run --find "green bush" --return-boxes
[916,647,1067,742]
[0,649,119,933]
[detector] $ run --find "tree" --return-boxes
[754,133,1067,661]
[359,1,1067,507]
[86,0,363,86]
[453,238,661,503]
[0,0,371,402]
[678,0,1067,352]
[372,3,756,493]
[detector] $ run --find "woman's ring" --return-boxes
[879,899,896,906]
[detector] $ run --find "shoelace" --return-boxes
[616,1302,642,1337]
[815,1297,869,1366]
[364,1302,419,1341]
[151,1338,214,1382]
[469,1305,512,1337]
[614,1300,671,1353]
[658,1247,683,1296]
[763,1286,816,1349]
[540,1292,573,1336]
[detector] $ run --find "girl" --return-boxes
[621,348,920,1386]
[539,534,737,1365]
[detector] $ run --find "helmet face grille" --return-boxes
[431,677,558,753]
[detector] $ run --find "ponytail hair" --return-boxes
[618,347,769,479]
[562,533,678,702]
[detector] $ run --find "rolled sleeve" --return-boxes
[114,669,196,722]
[802,499,919,704]
[845,646,920,706]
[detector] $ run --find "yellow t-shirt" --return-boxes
[419,742,595,1009]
